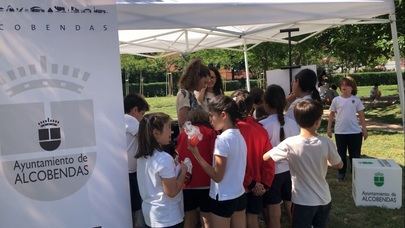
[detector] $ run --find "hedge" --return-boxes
[126,80,261,97]
[329,72,404,86]
[125,72,403,97]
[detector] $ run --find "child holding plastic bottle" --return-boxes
[188,96,247,228]
[176,109,217,228]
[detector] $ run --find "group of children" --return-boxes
[124,66,367,228]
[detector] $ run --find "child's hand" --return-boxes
[362,128,368,140]
[327,128,333,138]
[187,144,200,156]
[252,182,266,196]
[179,162,187,174]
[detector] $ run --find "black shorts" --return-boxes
[146,222,184,228]
[209,193,246,218]
[129,172,142,211]
[183,189,211,212]
[263,171,292,205]
[246,192,263,214]
[292,203,332,228]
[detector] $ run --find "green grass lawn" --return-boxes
[145,85,404,228]
[357,84,399,98]
[146,85,402,120]
[145,95,177,119]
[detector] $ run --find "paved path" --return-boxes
[322,110,403,132]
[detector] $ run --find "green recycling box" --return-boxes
[352,158,402,209]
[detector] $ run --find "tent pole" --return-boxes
[389,14,405,131]
[185,30,189,52]
[243,39,251,92]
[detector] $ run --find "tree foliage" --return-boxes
[121,1,404,82]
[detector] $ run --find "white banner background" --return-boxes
[266,65,317,96]
[0,1,131,227]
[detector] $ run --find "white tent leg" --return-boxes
[389,14,405,131]
[243,39,251,92]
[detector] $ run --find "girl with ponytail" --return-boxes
[188,96,247,228]
[286,69,321,122]
[136,113,187,228]
[233,93,275,228]
[260,85,300,228]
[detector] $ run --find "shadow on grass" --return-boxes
[328,155,404,228]
[364,103,402,125]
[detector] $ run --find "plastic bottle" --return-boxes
[183,157,193,185]
[183,121,203,146]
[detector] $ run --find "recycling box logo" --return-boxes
[374,172,384,187]
[0,56,97,201]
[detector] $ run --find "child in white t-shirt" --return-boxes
[124,93,150,228]
[260,84,300,228]
[264,99,343,228]
[136,113,188,228]
[327,77,367,181]
[286,69,322,122]
[188,96,247,228]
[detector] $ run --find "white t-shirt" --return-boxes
[329,95,364,134]
[125,114,139,173]
[286,95,312,122]
[259,114,300,174]
[176,89,199,114]
[194,90,216,112]
[210,128,247,201]
[137,150,184,227]
[319,83,329,98]
[269,135,342,206]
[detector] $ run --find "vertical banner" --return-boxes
[0,1,131,228]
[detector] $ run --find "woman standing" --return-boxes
[176,59,210,128]
[195,65,224,112]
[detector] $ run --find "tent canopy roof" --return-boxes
[117,0,395,56]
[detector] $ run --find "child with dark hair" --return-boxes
[286,69,322,122]
[136,113,187,228]
[231,89,249,101]
[177,59,210,128]
[264,100,343,228]
[176,109,217,228]
[123,93,149,228]
[234,94,275,228]
[324,84,339,105]
[195,65,224,112]
[260,85,299,228]
[248,87,267,120]
[188,96,247,228]
[327,77,367,181]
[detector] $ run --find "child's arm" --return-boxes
[358,110,368,140]
[327,111,335,138]
[188,145,226,183]
[263,143,288,162]
[326,137,343,169]
[161,163,187,198]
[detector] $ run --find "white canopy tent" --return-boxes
[115,0,404,127]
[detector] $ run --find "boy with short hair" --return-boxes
[124,93,150,228]
[263,100,343,228]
